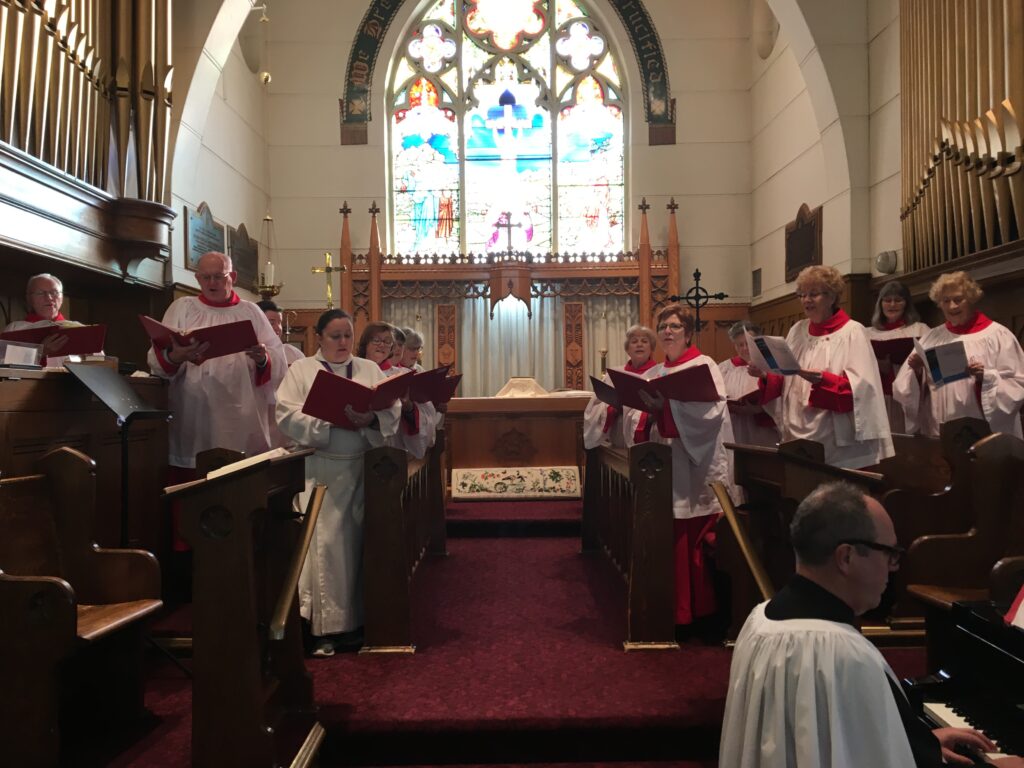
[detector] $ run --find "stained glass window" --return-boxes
[388,0,625,256]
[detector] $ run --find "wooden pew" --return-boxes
[905,432,1024,668]
[362,428,448,652]
[582,442,677,650]
[0,447,162,767]
[164,448,325,768]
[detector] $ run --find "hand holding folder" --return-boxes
[301,369,413,430]
[1,323,106,356]
[607,364,719,411]
[140,315,258,362]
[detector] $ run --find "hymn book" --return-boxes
[590,375,620,409]
[301,368,413,430]
[139,315,258,361]
[1,323,107,356]
[605,364,719,410]
[913,337,970,386]
[870,337,916,366]
[408,364,456,404]
[745,332,801,375]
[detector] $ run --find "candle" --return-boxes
[266,260,274,285]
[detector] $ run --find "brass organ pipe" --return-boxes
[132,0,155,199]
[3,0,26,144]
[93,0,109,188]
[151,0,170,202]
[112,0,130,196]
[17,0,43,155]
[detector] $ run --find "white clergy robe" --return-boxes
[892,314,1024,438]
[582,361,655,450]
[720,603,918,768]
[275,353,401,636]
[718,357,779,448]
[146,295,286,469]
[864,321,930,434]
[763,314,893,469]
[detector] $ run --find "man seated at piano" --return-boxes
[720,481,1024,767]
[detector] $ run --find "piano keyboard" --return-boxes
[923,702,1010,761]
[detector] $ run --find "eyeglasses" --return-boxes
[842,539,905,566]
[368,337,393,346]
[795,291,827,300]
[656,322,686,333]
[30,290,62,299]
[937,295,966,306]
[196,272,230,282]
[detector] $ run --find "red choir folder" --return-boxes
[607,364,720,410]
[139,315,258,361]
[590,375,621,409]
[1,323,107,355]
[408,364,453,404]
[440,373,463,402]
[301,368,413,430]
[870,337,915,366]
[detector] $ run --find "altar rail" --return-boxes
[582,442,676,650]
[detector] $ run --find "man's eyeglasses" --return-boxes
[196,272,230,282]
[30,290,62,299]
[368,337,393,346]
[842,539,905,565]
[657,322,686,333]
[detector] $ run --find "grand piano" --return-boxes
[909,601,1024,761]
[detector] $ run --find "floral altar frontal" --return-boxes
[452,466,581,500]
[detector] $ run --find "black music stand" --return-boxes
[65,363,171,547]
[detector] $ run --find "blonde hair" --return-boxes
[795,266,844,306]
[623,324,657,351]
[928,271,983,306]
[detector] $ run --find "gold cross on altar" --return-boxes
[311,251,345,309]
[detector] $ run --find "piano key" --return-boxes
[923,702,1007,761]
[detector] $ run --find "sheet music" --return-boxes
[913,337,970,386]
[206,447,292,480]
[745,331,801,375]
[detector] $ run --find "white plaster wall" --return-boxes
[169,39,270,298]
[868,0,902,274]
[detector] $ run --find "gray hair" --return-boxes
[790,482,877,566]
[26,273,63,296]
[871,281,920,330]
[728,320,762,339]
[623,324,657,351]
[401,327,424,348]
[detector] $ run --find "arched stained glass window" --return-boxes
[389,0,626,257]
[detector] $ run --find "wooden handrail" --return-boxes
[269,484,326,641]
[710,481,775,602]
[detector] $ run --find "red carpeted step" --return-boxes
[446,500,582,523]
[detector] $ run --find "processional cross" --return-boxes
[493,211,521,258]
[311,251,344,309]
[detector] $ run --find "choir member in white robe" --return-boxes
[753,265,893,469]
[147,252,286,471]
[893,270,1024,438]
[721,482,1014,768]
[582,324,657,449]
[398,327,442,435]
[357,321,434,459]
[863,281,930,433]
[718,321,778,448]
[275,310,401,656]
[636,304,735,626]
[4,273,81,367]
[259,299,305,448]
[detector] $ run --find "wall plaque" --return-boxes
[228,222,259,291]
[184,202,226,271]
[785,203,823,283]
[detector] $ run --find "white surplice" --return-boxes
[147,296,286,468]
[892,318,1024,438]
[383,364,436,459]
[275,353,401,636]
[648,354,735,520]
[718,357,779,448]
[719,603,918,768]
[268,344,307,448]
[582,369,651,450]
[767,319,894,469]
[863,322,930,434]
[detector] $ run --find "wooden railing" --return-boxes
[582,442,676,650]
[362,429,447,652]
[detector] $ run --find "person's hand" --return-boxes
[797,369,824,384]
[436,402,448,413]
[968,357,985,382]
[40,333,69,357]
[638,389,664,413]
[245,343,269,367]
[932,727,998,766]
[729,401,761,416]
[401,395,415,414]
[907,352,924,373]
[344,405,374,428]
[746,363,766,379]
[168,337,210,365]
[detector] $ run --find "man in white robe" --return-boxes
[721,482,1014,768]
[147,252,286,470]
[259,299,305,448]
[4,273,93,367]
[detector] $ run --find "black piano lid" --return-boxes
[948,601,1024,694]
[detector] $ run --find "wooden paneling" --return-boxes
[436,304,457,371]
[694,303,751,363]
[750,274,874,339]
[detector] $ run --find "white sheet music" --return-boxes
[913,337,970,386]
[745,331,801,375]
[206,447,291,480]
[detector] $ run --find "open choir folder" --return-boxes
[745,332,801,375]
[301,368,413,430]
[606,364,719,410]
[590,375,620,409]
[139,315,258,361]
[914,337,970,386]
[1,323,106,355]
[408,364,454,404]
[870,337,916,366]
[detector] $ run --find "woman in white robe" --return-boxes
[582,324,657,449]
[398,327,442,437]
[863,281,930,433]
[275,309,401,656]
[894,270,1024,438]
[752,265,893,469]
[637,304,735,627]
[356,321,434,459]
[718,320,778,448]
